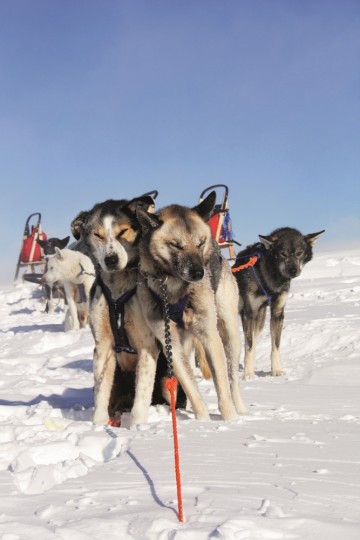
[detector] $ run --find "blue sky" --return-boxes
[1,0,359,284]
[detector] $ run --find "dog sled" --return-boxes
[14,212,47,281]
[199,184,239,260]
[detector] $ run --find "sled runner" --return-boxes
[14,213,47,281]
[199,184,239,260]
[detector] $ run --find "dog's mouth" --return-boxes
[101,252,128,273]
[175,265,205,283]
[283,265,301,279]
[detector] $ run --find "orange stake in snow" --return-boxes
[165,377,184,522]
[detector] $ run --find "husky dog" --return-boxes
[72,196,153,425]
[37,236,70,312]
[233,227,325,379]
[37,236,70,255]
[128,191,247,428]
[42,248,95,331]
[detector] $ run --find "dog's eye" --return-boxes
[279,251,288,259]
[94,232,104,240]
[197,238,206,248]
[169,241,183,250]
[295,250,304,257]
[117,228,129,239]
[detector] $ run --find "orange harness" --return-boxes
[231,255,259,273]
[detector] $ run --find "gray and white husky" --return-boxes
[233,227,325,379]
[128,191,247,427]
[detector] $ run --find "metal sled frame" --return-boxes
[199,184,237,260]
[14,212,46,281]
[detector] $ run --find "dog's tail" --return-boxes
[194,338,212,380]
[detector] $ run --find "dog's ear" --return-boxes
[192,191,216,222]
[136,207,161,234]
[304,230,325,246]
[37,238,46,249]
[127,195,157,214]
[71,211,89,240]
[259,234,278,249]
[54,247,64,259]
[59,236,70,249]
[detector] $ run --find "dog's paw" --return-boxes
[197,411,211,422]
[271,369,285,377]
[193,403,210,421]
[129,407,149,430]
[93,410,110,425]
[108,416,121,428]
[242,371,255,380]
[220,402,238,422]
[235,404,248,415]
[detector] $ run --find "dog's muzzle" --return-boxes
[285,264,301,278]
[104,253,119,270]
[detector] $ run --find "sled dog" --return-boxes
[42,248,95,331]
[72,196,154,424]
[129,191,247,427]
[37,236,70,312]
[37,236,70,256]
[233,227,325,379]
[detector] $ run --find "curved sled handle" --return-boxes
[199,184,229,208]
[24,213,42,225]
[23,213,42,236]
[199,184,229,203]
[141,190,159,200]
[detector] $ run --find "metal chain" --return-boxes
[158,277,174,379]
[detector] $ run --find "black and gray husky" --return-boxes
[233,227,324,379]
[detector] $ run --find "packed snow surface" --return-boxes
[0,249,359,539]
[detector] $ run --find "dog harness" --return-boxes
[96,276,137,354]
[232,249,273,305]
[150,289,189,329]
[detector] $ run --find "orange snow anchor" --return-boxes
[166,377,184,522]
[231,255,259,273]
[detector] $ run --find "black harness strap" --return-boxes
[150,289,189,329]
[78,283,87,304]
[97,277,137,354]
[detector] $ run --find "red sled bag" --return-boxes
[20,224,47,263]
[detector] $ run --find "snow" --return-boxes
[0,248,359,539]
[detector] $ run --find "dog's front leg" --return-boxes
[130,345,158,429]
[63,282,80,331]
[90,292,117,425]
[93,341,117,424]
[241,310,258,380]
[270,295,287,376]
[200,331,238,421]
[216,300,247,415]
[171,333,209,421]
[45,284,54,313]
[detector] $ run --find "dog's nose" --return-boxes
[287,266,299,278]
[104,254,119,269]
[189,267,204,281]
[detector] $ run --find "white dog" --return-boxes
[42,248,95,331]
